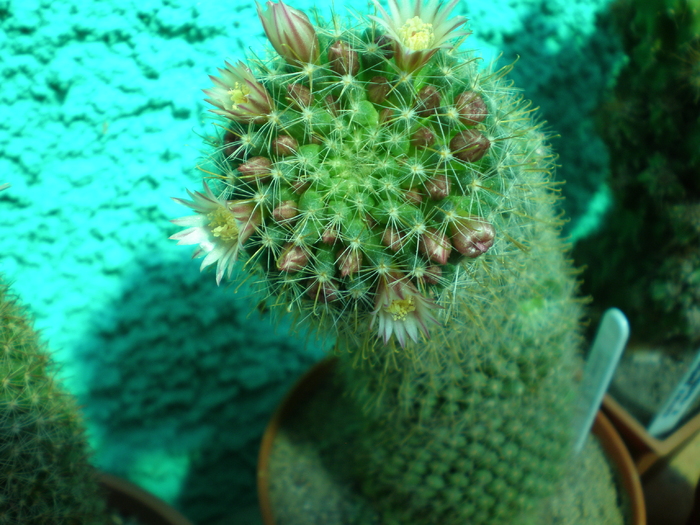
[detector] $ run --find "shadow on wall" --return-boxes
[75,253,328,525]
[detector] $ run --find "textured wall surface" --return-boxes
[0,0,619,523]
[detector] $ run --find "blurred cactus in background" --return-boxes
[0,275,108,524]
[171,0,587,523]
[576,0,700,345]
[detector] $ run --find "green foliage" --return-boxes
[576,0,700,344]
[0,278,107,524]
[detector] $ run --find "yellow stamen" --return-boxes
[398,16,434,51]
[208,206,239,243]
[227,82,250,109]
[385,297,416,321]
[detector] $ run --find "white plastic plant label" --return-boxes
[648,348,700,437]
[574,308,630,453]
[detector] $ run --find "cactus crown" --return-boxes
[171,0,552,350]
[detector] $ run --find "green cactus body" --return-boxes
[172,1,584,523]
[0,279,107,524]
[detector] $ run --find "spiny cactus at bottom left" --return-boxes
[0,277,108,524]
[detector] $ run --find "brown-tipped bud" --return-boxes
[449,218,495,258]
[237,156,272,183]
[424,173,451,200]
[272,134,298,157]
[449,129,490,162]
[455,91,488,125]
[378,107,394,126]
[337,248,362,277]
[291,179,311,194]
[367,76,391,105]
[415,85,441,117]
[424,265,443,285]
[277,243,309,272]
[405,187,424,205]
[286,83,312,109]
[322,226,339,245]
[328,40,359,76]
[325,95,339,116]
[410,127,435,149]
[223,129,243,160]
[273,200,299,222]
[374,35,394,58]
[382,226,406,252]
[419,228,452,265]
[306,278,340,302]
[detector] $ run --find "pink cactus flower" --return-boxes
[203,61,274,123]
[369,0,470,73]
[170,182,261,285]
[371,272,441,347]
[256,0,320,66]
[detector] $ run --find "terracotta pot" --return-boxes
[603,394,700,475]
[98,472,194,525]
[258,359,646,525]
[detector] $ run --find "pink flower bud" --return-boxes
[272,134,298,156]
[423,173,451,199]
[373,34,395,59]
[277,242,309,272]
[455,91,488,125]
[382,226,406,252]
[237,156,272,183]
[256,0,320,66]
[286,83,312,109]
[415,85,441,117]
[378,107,394,126]
[367,76,391,105]
[328,40,359,76]
[306,278,340,302]
[449,129,490,162]
[322,226,339,245]
[449,218,495,258]
[325,95,340,116]
[227,200,263,244]
[337,248,362,277]
[419,228,452,265]
[404,187,423,205]
[272,200,299,222]
[223,129,243,161]
[410,127,435,149]
[424,265,442,284]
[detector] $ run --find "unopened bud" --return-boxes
[449,218,495,258]
[382,226,406,252]
[306,278,340,302]
[277,243,309,272]
[273,200,299,222]
[411,127,435,149]
[237,156,272,183]
[419,228,452,265]
[378,107,394,126]
[415,85,441,117]
[449,129,490,162]
[424,265,442,284]
[286,83,312,109]
[325,95,339,116]
[272,134,298,157]
[328,40,359,76]
[374,35,394,58]
[424,173,451,199]
[337,248,362,277]
[368,76,391,104]
[404,187,423,205]
[455,91,488,125]
[322,225,339,245]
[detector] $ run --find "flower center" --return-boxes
[228,82,250,109]
[207,206,239,243]
[398,16,434,51]
[385,297,416,321]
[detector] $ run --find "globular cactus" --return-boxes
[0,276,108,524]
[172,1,584,523]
